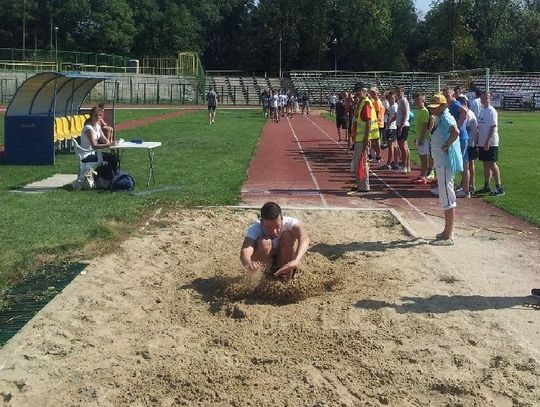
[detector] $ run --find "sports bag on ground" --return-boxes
[110,171,135,191]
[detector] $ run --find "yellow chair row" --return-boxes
[54,114,90,142]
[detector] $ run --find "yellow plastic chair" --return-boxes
[60,117,71,141]
[54,117,63,142]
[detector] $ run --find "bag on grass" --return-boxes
[110,171,135,191]
[82,170,96,190]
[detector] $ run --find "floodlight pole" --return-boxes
[451,40,456,71]
[279,34,282,79]
[22,0,26,54]
[333,38,337,77]
[54,26,58,71]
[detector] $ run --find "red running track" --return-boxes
[242,113,539,237]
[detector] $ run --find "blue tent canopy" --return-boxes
[5,72,109,165]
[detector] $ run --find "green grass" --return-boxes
[0,109,266,296]
[114,108,177,124]
[321,110,540,227]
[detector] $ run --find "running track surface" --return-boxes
[242,113,539,237]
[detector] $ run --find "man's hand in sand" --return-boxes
[245,260,262,272]
[273,259,299,278]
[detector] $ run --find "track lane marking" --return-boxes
[306,116,438,228]
[286,117,328,207]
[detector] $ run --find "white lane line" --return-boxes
[306,116,438,228]
[286,117,328,207]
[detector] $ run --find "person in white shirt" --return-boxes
[477,92,504,196]
[240,202,310,278]
[270,90,279,123]
[469,89,482,118]
[329,93,337,116]
[395,86,411,173]
[465,100,479,193]
[380,92,399,170]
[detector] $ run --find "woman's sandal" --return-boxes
[429,238,454,246]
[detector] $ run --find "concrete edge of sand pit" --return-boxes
[197,205,420,239]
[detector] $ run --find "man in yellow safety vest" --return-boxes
[349,83,379,193]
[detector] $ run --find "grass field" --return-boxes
[323,109,540,227]
[0,109,266,298]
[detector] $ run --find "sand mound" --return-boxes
[191,269,341,305]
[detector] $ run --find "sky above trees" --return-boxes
[2,0,540,72]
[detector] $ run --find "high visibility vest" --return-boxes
[355,97,380,140]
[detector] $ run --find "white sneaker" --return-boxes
[400,167,408,174]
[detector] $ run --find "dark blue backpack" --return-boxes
[110,171,135,191]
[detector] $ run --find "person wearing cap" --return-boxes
[427,93,461,246]
[349,83,379,193]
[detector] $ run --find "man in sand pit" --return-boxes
[240,202,310,278]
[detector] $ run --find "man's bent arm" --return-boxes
[274,223,310,276]
[240,237,256,270]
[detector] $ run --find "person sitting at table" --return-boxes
[96,103,114,142]
[80,106,118,171]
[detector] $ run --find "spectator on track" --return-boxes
[262,90,270,118]
[395,86,411,173]
[411,92,431,184]
[469,88,482,119]
[349,84,379,193]
[381,92,399,170]
[301,93,310,115]
[427,93,461,246]
[381,91,390,150]
[369,87,384,163]
[270,90,279,123]
[443,87,470,198]
[464,97,479,193]
[207,86,218,124]
[240,202,310,278]
[335,92,347,142]
[477,92,504,196]
[329,92,337,116]
[346,92,355,150]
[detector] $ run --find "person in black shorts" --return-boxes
[335,92,347,142]
[207,86,218,124]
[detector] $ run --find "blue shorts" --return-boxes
[460,139,469,162]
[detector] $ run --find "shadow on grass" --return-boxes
[354,295,535,314]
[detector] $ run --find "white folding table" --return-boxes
[107,141,162,186]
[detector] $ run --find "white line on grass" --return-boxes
[306,116,438,228]
[286,117,328,207]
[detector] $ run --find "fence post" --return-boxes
[130,77,133,104]
[233,86,236,105]
[182,84,186,104]
[157,80,160,105]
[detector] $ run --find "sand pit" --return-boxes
[0,208,539,406]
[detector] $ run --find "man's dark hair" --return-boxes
[457,96,468,106]
[260,202,282,220]
[413,92,423,99]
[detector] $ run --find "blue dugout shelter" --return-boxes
[4,72,108,165]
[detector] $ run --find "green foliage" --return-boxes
[4,0,540,71]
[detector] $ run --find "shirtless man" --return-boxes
[240,202,310,278]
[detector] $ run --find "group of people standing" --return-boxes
[261,90,311,122]
[339,82,504,246]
